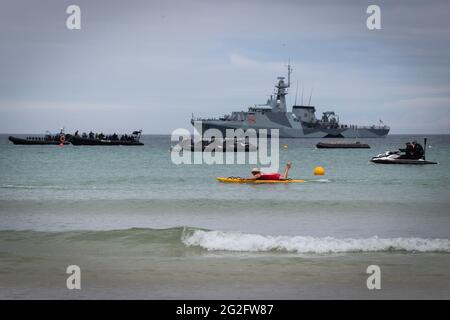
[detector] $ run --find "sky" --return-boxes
[0,0,449,134]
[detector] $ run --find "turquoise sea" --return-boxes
[0,134,449,299]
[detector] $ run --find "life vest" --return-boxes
[259,173,281,180]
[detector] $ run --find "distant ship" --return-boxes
[192,65,389,138]
[8,129,69,145]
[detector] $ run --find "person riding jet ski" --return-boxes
[410,140,425,159]
[398,142,414,159]
[397,141,424,160]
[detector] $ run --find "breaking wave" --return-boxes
[1,227,448,254]
[181,229,450,253]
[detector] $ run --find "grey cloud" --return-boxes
[0,0,449,133]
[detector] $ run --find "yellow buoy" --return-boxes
[282,144,288,149]
[314,166,325,176]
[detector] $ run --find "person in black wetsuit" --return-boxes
[411,140,424,159]
[399,142,414,159]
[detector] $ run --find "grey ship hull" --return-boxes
[196,119,389,138]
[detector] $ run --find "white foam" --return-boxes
[182,230,450,253]
[312,178,331,183]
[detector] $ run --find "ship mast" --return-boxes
[273,64,292,113]
[287,63,291,88]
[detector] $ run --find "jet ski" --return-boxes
[370,151,437,164]
[370,138,437,164]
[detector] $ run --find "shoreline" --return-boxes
[1,231,448,299]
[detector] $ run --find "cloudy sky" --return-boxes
[1,0,449,134]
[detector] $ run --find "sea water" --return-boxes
[0,134,449,298]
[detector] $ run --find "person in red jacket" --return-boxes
[248,161,292,180]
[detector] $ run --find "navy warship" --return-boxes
[192,65,389,138]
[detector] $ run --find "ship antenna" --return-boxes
[287,60,292,88]
[301,85,304,105]
[294,80,299,105]
[308,87,313,106]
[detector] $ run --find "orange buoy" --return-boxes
[313,166,325,176]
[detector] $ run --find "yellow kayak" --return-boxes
[216,177,305,183]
